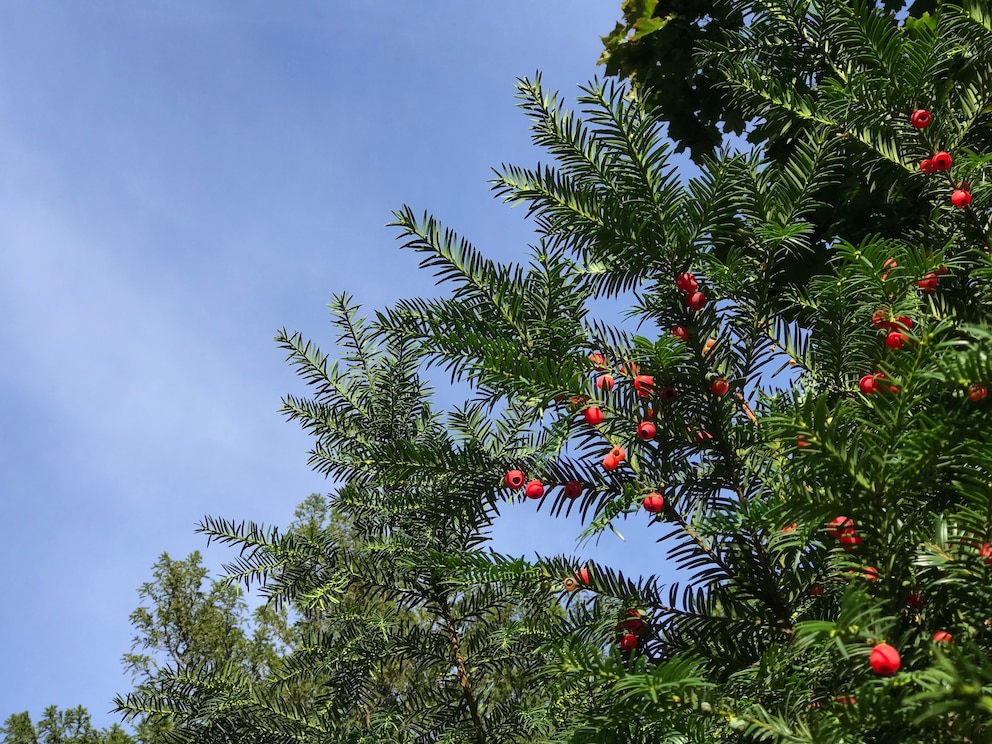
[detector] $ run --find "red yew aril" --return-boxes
[870,643,901,675]
[589,352,607,370]
[620,609,645,633]
[872,310,889,329]
[886,331,907,349]
[827,516,854,538]
[686,291,707,311]
[952,189,972,208]
[633,375,655,398]
[610,445,626,462]
[920,158,936,174]
[703,338,717,358]
[968,383,987,402]
[840,532,863,551]
[859,374,877,395]
[525,480,545,499]
[808,585,824,596]
[603,453,620,471]
[881,258,897,281]
[907,592,925,609]
[563,480,583,499]
[917,273,939,294]
[597,374,615,392]
[636,421,657,440]
[584,407,605,425]
[910,109,932,128]
[979,542,992,565]
[932,151,952,170]
[578,567,590,585]
[505,469,526,489]
[619,633,639,651]
[863,565,879,581]
[933,631,952,644]
[675,272,698,293]
[672,325,689,342]
[710,377,730,396]
[642,491,665,513]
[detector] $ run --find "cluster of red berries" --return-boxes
[911,110,972,208]
[676,272,707,311]
[859,372,899,395]
[969,383,987,402]
[872,311,913,350]
[827,515,862,551]
[504,469,583,500]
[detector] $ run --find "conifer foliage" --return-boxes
[118,2,992,742]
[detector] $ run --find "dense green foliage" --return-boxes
[15,1,992,742]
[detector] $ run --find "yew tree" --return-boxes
[118,1,992,742]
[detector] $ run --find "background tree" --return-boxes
[1,706,134,744]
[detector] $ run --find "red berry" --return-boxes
[859,374,877,395]
[659,385,677,401]
[951,189,972,208]
[577,567,590,585]
[693,430,713,445]
[686,291,707,311]
[869,643,901,675]
[703,338,717,358]
[620,609,645,633]
[827,516,853,538]
[642,491,665,513]
[875,372,900,394]
[840,532,863,552]
[933,630,952,644]
[871,310,889,329]
[979,542,992,565]
[636,421,657,440]
[589,352,607,370]
[597,374,615,392]
[894,316,913,330]
[885,331,907,349]
[710,377,730,396]
[563,480,583,499]
[881,258,897,281]
[863,565,879,581]
[610,445,626,462]
[620,362,638,377]
[619,633,639,651]
[907,592,925,609]
[584,407,605,426]
[968,383,987,402]
[920,158,936,174]
[797,434,810,447]
[782,522,797,533]
[808,585,824,596]
[956,181,971,192]
[633,375,655,398]
[910,109,932,128]
[525,480,544,499]
[932,151,952,171]
[835,696,857,707]
[505,470,526,489]
[917,273,939,294]
[675,272,698,293]
[603,454,619,471]
[672,325,689,342]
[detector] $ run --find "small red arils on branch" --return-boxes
[933,631,952,644]
[620,609,645,633]
[827,516,854,538]
[675,272,698,293]
[636,421,657,441]
[932,151,952,171]
[619,633,639,651]
[686,291,707,311]
[659,385,677,401]
[885,331,908,349]
[589,352,607,370]
[563,480,583,499]
[710,377,730,396]
[525,480,545,499]
[910,109,932,128]
[951,189,972,208]
[859,374,878,395]
[840,532,863,552]
[979,542,992,565]
[642,491,665,513]
[597,374,615,392]
[881,258,897,281]
[920,158,936,174]
[603,446,626,472]
[907,592,925,609]
[633,375,655,398]
[505,470,526,489]
[968,383,987,402]
[917,272,939,294]
[672,325,689,342]
[869,643,901,675]
[584,406,605,426]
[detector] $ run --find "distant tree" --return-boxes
[1,706,134,744]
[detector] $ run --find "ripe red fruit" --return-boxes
[863,566,879,581]
[563,480,583,499]
[636,421,657,441]
[951,189,972,208]
[885,331,907,349]
[979,542,992,565]
[782,522,797,533]
[710,377,730,396]
[894,316,913,330]
[874,372,900,394]
[859,374,877,395]
[505,470,526,489]
[828,516,853,538]
[871,310,889,329]
[869,643,901,675]
[797,434,809,447]
[642,491,665,513]
[620,362,638,377]
[659,385,677,401]
[840,532,863,551]
[910,109,932,128]
[525,480,544,499]
[603,453,620,471]
[620,609,645,633]
[808,585,824,596]
[584,407,605,426]
[917,272,939,295]
[835,696,857,707]
[610,445,626,463]
[577,567,590,585]
[933,630,952,644]
[907,592,925,609]
[619,633,639,651]
[920,158,936,174]
[675,272,698,293]
[597,374,615,392]
[672,325,689,342]
[703,338,717,358]
[932,151,952,171]
[589,352,607,370]
[881,258,897,281]
[686,291,707,311]
[633,375,655,398]
[968,383,987,402]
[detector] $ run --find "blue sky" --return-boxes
[0,3,693,728]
